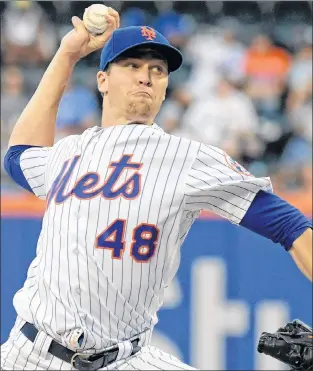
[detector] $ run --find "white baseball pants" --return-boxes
[1,318,197,370]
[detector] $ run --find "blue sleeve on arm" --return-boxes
[240,190,312,251]
[4,145,42,193]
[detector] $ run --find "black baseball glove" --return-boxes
[257,319,313,371]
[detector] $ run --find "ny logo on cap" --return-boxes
[141,26,156,41]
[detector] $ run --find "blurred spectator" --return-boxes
[178,78,263,160]
[120,7,146,28]
[0,0,311,195]
[1,65,29,184]
[153,10,195,46]
[184,27,246,100]
[286,44,312,146]
[55,80,100,140]
[153,10,195,91]
[156,87,192,134]
[288,44,312,93]
[273,133,312,192]
[243,34,291,119]
[1,65,29,140]
[274,47,312,193]
[216,29,246,85]
[1,0,57,65]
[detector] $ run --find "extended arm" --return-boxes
[240,190,312,281]
[290,228,312,281]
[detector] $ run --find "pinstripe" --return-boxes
[122,358,140,370]
[87,130,112,341]
[196,157,235,180]
[65,133,100,339]
[157,140,192,260]
[185,200,241,220]
[1,332,23,369]
[146,137,182,311]
[146,138,187,315]
[158,194,188,290]
[26,173,44,181]
[109,125,143,342]
[185,194,247,210]
[140,358,163,370]
[126,133,166,336]
[105,125,137,346]
[186,188,254,200]
[33,333,47,370]
[77,134,104,348]
[20,155,48,161]
[127,134,159,324]
[198,148,243,181]
[186,182,258,194]
[73,132,100,349]
[148,351,188,370]
[43,141,74,337]
[32,183,45,191]
[191,164,223,183]
[19,336,32,370]
[129,135,172,332]
[6,124,271,369]
[12,339,28,370]
[116,127,151,341]
[20,147,49,155]
[188,172,213,187]
[22,163,45,170]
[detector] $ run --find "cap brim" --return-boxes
[107,41,183,72]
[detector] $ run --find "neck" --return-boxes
[101,102,155,128]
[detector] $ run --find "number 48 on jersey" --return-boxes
[95,219,160,263]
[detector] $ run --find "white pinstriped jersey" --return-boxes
[14,123,273,353]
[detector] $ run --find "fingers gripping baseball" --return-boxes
[60,6,119,61]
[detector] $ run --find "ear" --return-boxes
[97,71,109,95]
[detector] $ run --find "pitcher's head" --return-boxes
[97,26,183,123]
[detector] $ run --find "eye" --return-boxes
[125,62,138,69]
[151,65,164,75]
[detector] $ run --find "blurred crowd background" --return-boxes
[1,0,312,194]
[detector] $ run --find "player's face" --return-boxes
[98,52,169,121]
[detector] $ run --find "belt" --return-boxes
[20,322,141,370]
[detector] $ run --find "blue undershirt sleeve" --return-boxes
[239,190,312,251]
[4,145,43,193]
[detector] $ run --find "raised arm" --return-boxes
[8,12,119,148]
[8,50,76,147]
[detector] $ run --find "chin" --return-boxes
[128,101,152,118]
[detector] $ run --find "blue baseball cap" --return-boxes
[99,26,183,73]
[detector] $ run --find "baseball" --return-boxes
[83,4,109,35]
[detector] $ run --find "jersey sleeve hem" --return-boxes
[229,177,273,224]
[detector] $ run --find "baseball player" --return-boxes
[1,8,312,371]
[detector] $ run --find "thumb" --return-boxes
[71,16,88,34]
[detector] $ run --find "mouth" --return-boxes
[132,91,152,98]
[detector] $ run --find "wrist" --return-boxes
[55,47,81,65]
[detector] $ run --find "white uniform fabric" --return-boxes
[1,317,196,370]
[1,123,272,370]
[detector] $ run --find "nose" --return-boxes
[137,66,152,87]
[139,79,152,88]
